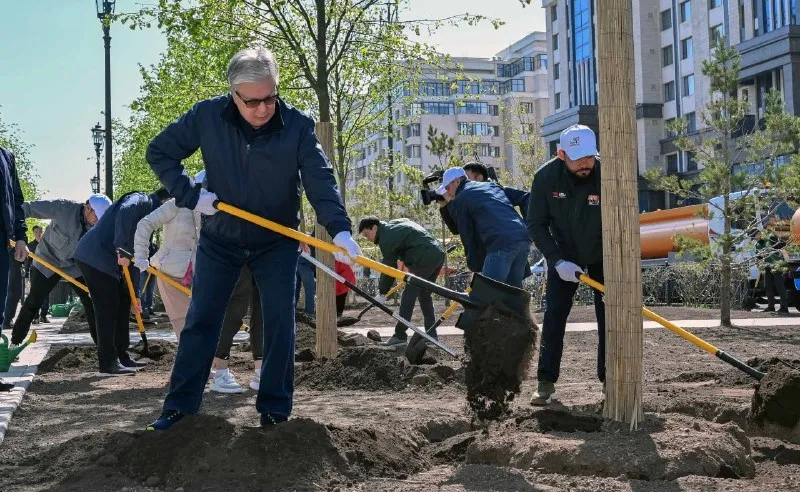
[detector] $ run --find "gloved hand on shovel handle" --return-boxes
[554,260,583,283]
[195,190,219,216]
[134,258,150,272]
[333,231,362,265]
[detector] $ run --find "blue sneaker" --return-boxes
[260,413,288,427]
[146,410,185,431]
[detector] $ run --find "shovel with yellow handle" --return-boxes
[117,248,149,357]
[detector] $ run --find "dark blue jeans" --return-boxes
[537,263,605,383]
[163,233,299,417]
[295,261,316,315]
[139,270,155,311]
[0,247,10,334]
[482,240,530,288]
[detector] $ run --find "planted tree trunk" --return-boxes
[596,0,644,428]
[315,122,338,358]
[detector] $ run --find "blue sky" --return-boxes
[0,0,543,202]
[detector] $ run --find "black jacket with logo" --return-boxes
[526,157,602,267]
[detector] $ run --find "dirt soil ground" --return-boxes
[2,317,799,491]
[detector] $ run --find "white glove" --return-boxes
[554,260,584,283]
[333,231,362,265]
[134,258,150,272]
[195,189,219,216]
[375,294,386,305]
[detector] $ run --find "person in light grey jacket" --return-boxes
[10,195,111,345]
[134,197,201,337]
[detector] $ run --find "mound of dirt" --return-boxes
[296,346,408,391]
[747,356,800,373]
[60,307,89,333]
[37,346,99,373]
[295,321,374,353]
[14,415,427,492]
[462,302,538,421]
[130,339,178,370]
[750,365,800,428]
[466,411,755,480]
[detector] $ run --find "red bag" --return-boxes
[182,261,193,286]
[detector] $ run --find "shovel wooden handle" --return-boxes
[9,240,89,293]
[578,274,765,380]
[214,201,475,307]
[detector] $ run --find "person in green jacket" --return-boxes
[358,217,445,346]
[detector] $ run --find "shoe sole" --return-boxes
[380,341,408,347]
[529,396,551,406]
[96,371,135,377]
[209,383,245,394]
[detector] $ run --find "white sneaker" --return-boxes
[209,369,244,393]
[249,369,261,391]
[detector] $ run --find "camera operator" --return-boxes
[437,168,530,288]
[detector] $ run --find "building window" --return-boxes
[489,146,501,158]
[551,5,557,21]
[458,122,473,136]
[682,74,695,96]
[681,37,693,59]
[554,62,560,80]
[686,151,698,171]
[685,112,697,132]
[661,9,673,30]
[710,24,725,46]
[489,105,499,116]
[680,1,691,23]
[709,0,723,8]
[491,125,500,137]
[662,45,674,67]
[520,102,535,114]
[457,101,489,114]
[665,118,677,138]
[667,153,679,173]
[404,123,420,138]
[474,123,490,135]
[664,81,676,102]
[419,102,454,115]
[555,93,561,110]
[406,145,421,158]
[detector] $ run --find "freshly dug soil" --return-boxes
[750,365,800,428]
[295,321,373,353]
[296,346,408,391]
[462,302,538,421]
[466,410,755,480]
[36,346,99,374]
[14,415,427,492]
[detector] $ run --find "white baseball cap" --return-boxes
[559,124,598,160]
[87,194,112,219]
[435,167,467,195]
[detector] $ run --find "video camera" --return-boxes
[420,169,445,206]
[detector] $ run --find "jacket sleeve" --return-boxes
[146,102,203,209]
[7,152,28,242]
[378,242,398,295]
[115,196,149,257]
[439,203,459,234]
[22,200,66,220]
[503,187,531,221]
[526,176,562,265]
[298,120,352,237]
[134,200,178,261]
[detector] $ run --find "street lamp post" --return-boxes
[95,0,116,199]
[91,123,104,194]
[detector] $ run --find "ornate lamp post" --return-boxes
[91,123,104,194]
[95,0,116,199]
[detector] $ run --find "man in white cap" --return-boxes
[10,194,112,347]
[438,167,531,288]
[526,124,604,405]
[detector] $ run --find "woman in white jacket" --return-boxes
[133,195,201,338]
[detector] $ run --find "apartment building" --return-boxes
[347,32,549,190]
[542,0,800,210]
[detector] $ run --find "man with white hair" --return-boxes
[10,194,111,347]
[145,46,360,429]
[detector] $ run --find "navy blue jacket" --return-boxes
[449,180,530,272]
[74,192,162,279]
[0,147,28,243]
[146,96,351,248]
[440,185,529,235]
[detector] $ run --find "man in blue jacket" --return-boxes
[144,47,360,430]
[0,146,29,391]
[438,167,531,288]
[74,189,172,376]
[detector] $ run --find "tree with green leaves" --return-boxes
[645,39,800,326]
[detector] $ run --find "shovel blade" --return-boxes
[456,273,531,330]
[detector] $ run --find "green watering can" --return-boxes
[0,331,37,372]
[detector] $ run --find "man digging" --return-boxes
[358,217,445,347]
[527,125,605,405]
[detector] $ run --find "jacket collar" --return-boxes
[221,94,286,134]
